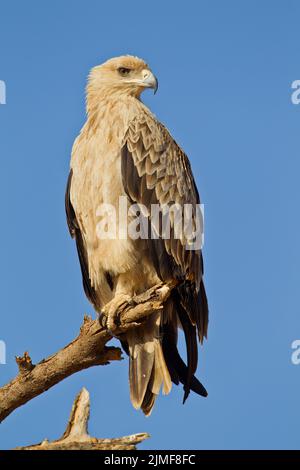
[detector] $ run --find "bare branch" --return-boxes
[0,282,173,424]
[14,388,150,450]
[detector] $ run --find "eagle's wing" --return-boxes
[122,114,208,338]
[65,170,98,307]
[121,114,208,401]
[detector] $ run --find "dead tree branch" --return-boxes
[14,388,150,450]
[0,282,173,424]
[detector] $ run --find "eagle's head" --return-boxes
[87,55,158,101]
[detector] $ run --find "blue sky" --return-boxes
[0,0,299,450]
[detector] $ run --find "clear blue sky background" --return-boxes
[0,0,299,450]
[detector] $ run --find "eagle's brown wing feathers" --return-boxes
[121,114,208,403]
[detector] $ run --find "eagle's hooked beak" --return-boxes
[142,70,158,94]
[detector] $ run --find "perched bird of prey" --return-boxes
[66,56,208,415]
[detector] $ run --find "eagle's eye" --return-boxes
[118,67,131,76]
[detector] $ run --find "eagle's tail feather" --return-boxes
[127,313,172,416]
[161,314,208,399]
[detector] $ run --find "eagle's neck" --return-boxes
[85,90,148,141]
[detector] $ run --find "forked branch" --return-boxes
[14,388,150,450]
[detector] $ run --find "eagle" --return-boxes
[66,56,209,415]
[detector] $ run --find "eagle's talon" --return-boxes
[106,314,117,334]
[98,312,107,328]
[101,294,132,335]
[114,311,122,327]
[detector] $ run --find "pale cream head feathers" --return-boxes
[87,55,158,101]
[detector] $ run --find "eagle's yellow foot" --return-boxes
[100,294,132,334]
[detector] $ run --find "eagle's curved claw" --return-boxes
[100,294,132,336]
[99,311,118,337]
[98,312,107,329]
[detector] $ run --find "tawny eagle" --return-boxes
[66,56,208,415]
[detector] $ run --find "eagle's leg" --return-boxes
[100,293,132,334]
